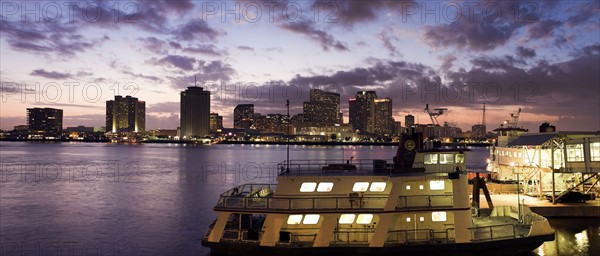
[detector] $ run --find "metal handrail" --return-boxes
[216,195,389,211]
[469,224,516,241]
[331,230,375,244]
[396,194,454,209]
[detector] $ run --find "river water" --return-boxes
[0,142,597,255]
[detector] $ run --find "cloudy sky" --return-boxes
[1,0,599,131]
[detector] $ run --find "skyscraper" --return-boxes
[303,89,341,124]
[349,91,377,133]
[106,96,145,133]
[374,98,393,136]
[210,113,223,132]
[27,107,63,133]
[234,104,254,129]
[405,114,415,129]
[180,87,211,138]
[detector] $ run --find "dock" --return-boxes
[477,194,600,218]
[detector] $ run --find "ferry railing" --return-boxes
[469,224,516,241]
[216,183,277,207]
[386,229,453,244]
[276,159,397,175]
[217,195,389,211]
[396,195,454,209]
[331,230,375,245]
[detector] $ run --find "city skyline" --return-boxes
[1,1,599,132]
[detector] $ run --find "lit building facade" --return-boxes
[303,89,341,124]
[27,107,63,133]
[106,96,145,133]
[349,91,377,133]
[210,113,223,132]
[374,98,393,136]
[180,87,210,138]
[472,124,487,139]
[405,114,415,129]
[234,104,254,129]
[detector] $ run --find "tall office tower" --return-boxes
[180,87,210,138]
[234,104,254,129]
[106,95,145,133]
[472,124,486,139]
[349,91,377,133]
[27,107,63,133]
[405,114,415,129]
[374,98,393,136]
[210,113,223,132]
[303,89,341,124]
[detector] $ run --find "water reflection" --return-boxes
[534,218,599,256]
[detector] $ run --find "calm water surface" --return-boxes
[0,142,597,255]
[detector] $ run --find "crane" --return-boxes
[424,103,447,125]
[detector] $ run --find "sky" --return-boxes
[1,0,599,132]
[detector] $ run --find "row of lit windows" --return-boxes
[300,182,387,193]
[406,180,445,191]
[495,150,522,158]
[286,212,447,225]
[424,153,465,164]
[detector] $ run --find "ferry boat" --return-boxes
[202,133,555,255]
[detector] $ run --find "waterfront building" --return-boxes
[180,87,211,138]
[27,107,63,133]
[106,96,145,133]
[374,98,393,136]
[234,104,254,129]
[405,114,415,130]
[303,89,341,124]
[472,124,486,139]
[210,113,224,132]
[349,91,377,133]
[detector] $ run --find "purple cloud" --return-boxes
[29,69,73,79]
[157,55,197,71]
[280,20,348,51]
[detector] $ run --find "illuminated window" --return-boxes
[591,142,600,162]
[419,185,424,190]
[419,217,425,222]
[303,214,320,224]
[339,214,356,224]
[405,185,411,190]
[369,182,387,192]
[356,214,373,224]
[429,180,445,190]
[424,154,438,164]
[455,154,465,163]
[287,215,303,225]
[567,144,584,162]
[432,212,447,222]
[353,182,369,192]
[317,182,334,192]
[439,154,454,164]
[406,217,411,222]
[300,182,317,192]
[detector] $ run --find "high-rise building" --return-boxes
[180,87,210,138]
[405,114,415,129]
[349,91,377,133]
[106,96,145,133]
[210,113,223,132]
[303,89,341,124]
[27,107,63,133]
[472,124,486,139]
[234,104,254,129]
[374,98,393,136]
